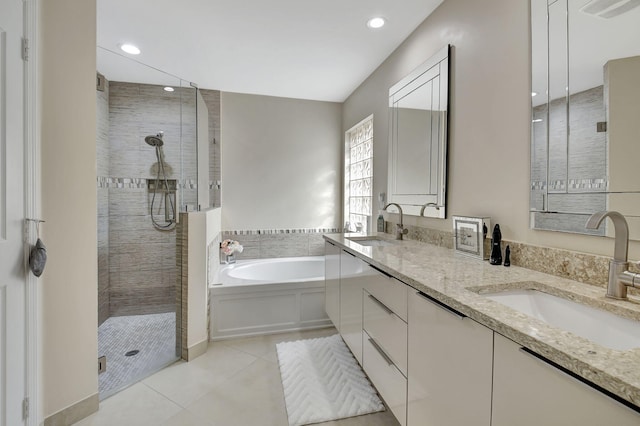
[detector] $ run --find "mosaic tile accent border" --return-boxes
[223,228,342,235]
[97,176,200,190]
[530,178,608,192]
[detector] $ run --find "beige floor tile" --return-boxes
[185,358,288,426]
[219,334,276,359]
[75,328,400,426]
[161,409,215,426]
[317,409,400,425]
[143,344,257,407]
[73,382,182,426]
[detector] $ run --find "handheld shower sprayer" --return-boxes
[145,131,176,231]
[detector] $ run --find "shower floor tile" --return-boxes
[98,312,177,400]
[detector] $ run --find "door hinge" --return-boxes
[22,38,29,61]
[22,397,29,420]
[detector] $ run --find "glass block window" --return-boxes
[344,115,373,232]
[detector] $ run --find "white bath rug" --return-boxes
[276,334,385,426]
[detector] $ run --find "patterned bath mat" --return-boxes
[276,334,385,426]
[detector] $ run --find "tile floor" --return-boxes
[98,312,178,399]
[75,327,399,426]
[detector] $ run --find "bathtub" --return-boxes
[209,256,331,340]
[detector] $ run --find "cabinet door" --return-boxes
[492,333,640,426]
[324,241,341,330]
[340,250,371,365]
[407,291,492,426]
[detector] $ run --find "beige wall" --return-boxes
[220,92,342,230]
[344,0,639,259]
[41,0,98,419]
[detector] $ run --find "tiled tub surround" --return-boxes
[325,233,640,409]
[222,228,341,260]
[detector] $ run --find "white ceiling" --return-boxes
[97,0,445,102]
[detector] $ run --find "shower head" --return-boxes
[145,132,164,147]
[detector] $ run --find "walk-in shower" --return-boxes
[145,131,177,231]
[96,46,219,400]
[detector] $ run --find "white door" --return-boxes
[0,0,27,424]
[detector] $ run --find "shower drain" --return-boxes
[125,350,140,357]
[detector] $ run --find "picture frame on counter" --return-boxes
[452,216,491,260]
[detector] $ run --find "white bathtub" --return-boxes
[209,256,331,340]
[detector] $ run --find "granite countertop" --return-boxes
[324,233,640,409]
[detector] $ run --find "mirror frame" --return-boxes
[387,44,450,218]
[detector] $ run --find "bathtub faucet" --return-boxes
[383,203,408,240]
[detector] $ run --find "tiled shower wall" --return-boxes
[97,77,110,326]
[531,85,607,233]
[200,90,221,208]
[97,77,221,318]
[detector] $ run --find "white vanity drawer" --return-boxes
[364,264,408,321]
[363,290,408,376]
[363,330,407,426]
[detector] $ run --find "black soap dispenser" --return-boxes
[489,224,502,265]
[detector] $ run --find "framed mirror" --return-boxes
[530,0,640,238]
[388,45,450,218]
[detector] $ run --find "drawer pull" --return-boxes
[368,294,394,315]
[368,337,394,366]
[369,264,393,278]
[416,291,466,319]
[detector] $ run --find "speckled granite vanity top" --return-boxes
[324,233,640,408]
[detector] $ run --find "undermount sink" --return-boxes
[484,289,640,350]
[346,236,395,247]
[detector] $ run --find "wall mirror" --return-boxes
[388,45,450,218]
[530,0,640,238]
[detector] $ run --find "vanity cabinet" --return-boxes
[339,250,369,365]
[325,238,640,426]
[492,333,640,426]
[324,241,340,331]
[407,290,493,426]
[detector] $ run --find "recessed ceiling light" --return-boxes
[120,43,141,55]
[532,91,538,97]
[367,17,385,29]
[164,87,175,92]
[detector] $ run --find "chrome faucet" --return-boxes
[383,203,408,240]
[419,202,440,217]
[585,211,640,300]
